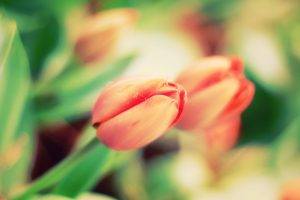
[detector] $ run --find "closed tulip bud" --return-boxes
[92,78,187,150]
[74,9,138,64]
[176,56,255,152]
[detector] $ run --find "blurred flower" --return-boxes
[280,179,300,200]
[74,9,138,64]
[178,11,225,56]
[176,56,255,153]
[92,78,187,150]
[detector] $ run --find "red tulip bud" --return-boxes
[75,9,138,64]
[92,78,187,150]
[176,56,255,152]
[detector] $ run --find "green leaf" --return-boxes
[32,193,117,200]
[52,126,132,198]
[20,15,61,78]
[146,154,185,200]
[12,138,100,200]
[239,68,290,144]
[116,154,147,200]
[199,0,242,22]
[78,193,117,200]
[32,194,74,200]
[0,16,30,150]
[52,144,114,197]
[0,16,34,196]
[270,118,300,175]
[35,54,135,124]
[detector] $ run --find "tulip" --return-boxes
[280,179,300,200]
[92,78,187,150]
[74,9,138,64]
[176,56,255,153]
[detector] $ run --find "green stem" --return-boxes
[12,138,99,200]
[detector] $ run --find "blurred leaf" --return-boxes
[146,154,186,200]
[37,32,72,84]
[78,193,117,200]
[199,0,242,22]
[1,0,86,79]
[33,193,117,200]
[116,154,147,200]
[276,15,300,86]
[0,17,34,196]
[52,126,133,198]
[52,145,114,197]
[0,0,86,18]
[13,138,100,200]
[101,0,143,9]
[276,18,300,115]
[239,68,290,144]
[32,194,73,200]
[20,15,61,78]
[35,54,135,124]
[270,118,300,176]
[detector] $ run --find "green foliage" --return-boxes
[199,0,243,22]
[34,55,135,124]
[146,155,186,200]
[32,193,117,200]
[0,17,34,196]
[52,127,115,198]
[52,144,114,197]
[239,69,290,144]
[1,0,86,78]
[271,118,300,172]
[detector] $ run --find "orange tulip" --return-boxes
[280,179,300,200]
[92,78,187,150]
[74,9,138,64]
[176,56,255,152]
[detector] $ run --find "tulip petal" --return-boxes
[230,56,244,75]
[204,116,241,153]
[176,56,231,94]
[179,78,240,131]
[97,95,178,150]
[92,78,170,126]
[280,179,300,200]
[221,78,255,119]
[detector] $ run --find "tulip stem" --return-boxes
[12,137,99,200]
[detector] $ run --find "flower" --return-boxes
[92,78,187,150]
[74,8,138,64]
[176,56,255,153]
[178,11,225,56]
[280,179,300,200]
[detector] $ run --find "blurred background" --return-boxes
[0,0,300,199]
